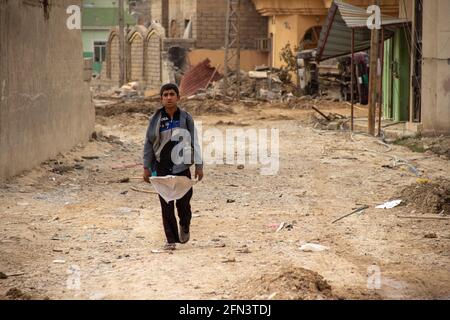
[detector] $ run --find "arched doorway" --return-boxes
[299,26,322,50]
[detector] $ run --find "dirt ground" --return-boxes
[1,99,449,300]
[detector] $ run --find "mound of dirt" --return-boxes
[400,179,450,215]
[233,266,335,300]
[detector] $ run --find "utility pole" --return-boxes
[223,0,241,100]
[119,0,125,86]
[368,0,380,136]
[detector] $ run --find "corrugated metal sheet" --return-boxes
[180,59,223,97]
[317,0,410,61]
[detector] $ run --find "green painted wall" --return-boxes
[82,30,109,74]
[383,37,393,119]
[382,28,410,122]
[81,0,135,74]
[392,29,410,122]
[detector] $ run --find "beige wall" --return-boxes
[269,14,326,68]
[0,0,95,181]
[421,0,450,134]
[187,49,269,73]
[168,0,197,38]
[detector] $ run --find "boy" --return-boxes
[143,83,203,250]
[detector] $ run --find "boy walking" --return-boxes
[143,83,203,250]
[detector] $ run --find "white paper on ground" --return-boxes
[299,243,329,252]
[375,199,402,209]
[150,175,197,203]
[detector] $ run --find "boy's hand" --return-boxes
[195,168,203,181]
[143,168,151,183]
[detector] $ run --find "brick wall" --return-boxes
[130,35,144,81]
[196,0,268,49]
[109,34,120,83]
[145,32,162,89]
[150,0,163,23]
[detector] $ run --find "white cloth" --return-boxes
[150,175,197,203]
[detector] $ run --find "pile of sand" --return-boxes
[233,266,335,300]
[400,179,450,215]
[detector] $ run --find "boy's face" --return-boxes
[161,89,179,108]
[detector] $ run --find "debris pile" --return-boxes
[310,105,349,130]
[234,266,335,300]
[399,179,450,215]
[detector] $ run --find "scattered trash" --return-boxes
[416,178,431,184]
[331,205,369,224]
[299,243,329,252]
[17,202,29,206]
[424,233,437,239]
[118,177,130,183]
[81,156,99,160]
[275,222,294,232]
[151,249,173,254]
[376,200,402,209]
[227,199,235,203]
[4,272,25,277]
[52,260,66,264]
[237,164,244,170]
[221,257,236,263]
[267,292,278,300]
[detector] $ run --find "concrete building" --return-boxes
[148,0,269,71]
[0,0,95,181]
[383,0,449,135]
[82,0,135,75]
[415,0,450,134]
[100,0,269,90]
[250,0,399,69]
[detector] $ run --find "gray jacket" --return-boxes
[143,107,203,174]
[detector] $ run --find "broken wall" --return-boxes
[0,0,95,181]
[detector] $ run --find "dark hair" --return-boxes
[160,83,180,97]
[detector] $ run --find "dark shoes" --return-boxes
[163,242,176,250]
[179,225,190,244]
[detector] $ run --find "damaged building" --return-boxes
[316,0,450,135]
[96,0,269,91]
[0,0,95,181]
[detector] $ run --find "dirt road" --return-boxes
[1,100,449,300]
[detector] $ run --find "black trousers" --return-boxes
[156,164,193,244]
